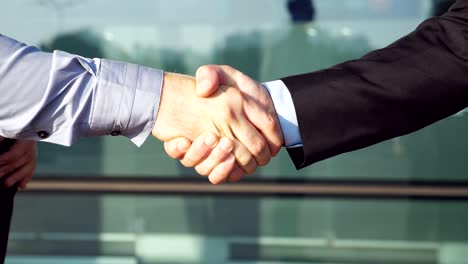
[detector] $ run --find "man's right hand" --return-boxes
[153,72,273,183]
[164,66,284,183]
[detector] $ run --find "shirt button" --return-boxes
[37,131,50,139]
[111,130,121,136]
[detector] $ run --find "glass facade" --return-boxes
[2,0,467,263]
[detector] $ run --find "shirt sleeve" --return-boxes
[262,80,303,147]
[0,34,163,147]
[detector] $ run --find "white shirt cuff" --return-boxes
[262,80,303,147]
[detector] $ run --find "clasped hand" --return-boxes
[153,67,284,184]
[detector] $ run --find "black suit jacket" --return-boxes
[0,139,17,264]
[283,0,468,169]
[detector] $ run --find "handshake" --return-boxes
[153,65,284,184]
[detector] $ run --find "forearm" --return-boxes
[284,0,468,168]
[0,34,163,146]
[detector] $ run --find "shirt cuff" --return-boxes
[262,80,303,147]
[91,59,163,147]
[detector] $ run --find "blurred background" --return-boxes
[2,0,468,263]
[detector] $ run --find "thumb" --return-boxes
[164,137,191,159]
[195,65,222,97]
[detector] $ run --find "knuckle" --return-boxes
[231,67,244,78]
[264,115,278,131]
[251,140,267,157]
[220,108,236,121]
[236,154,252,167]
[238,159,256,175]
[224,87,240,98]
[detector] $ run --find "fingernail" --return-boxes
[196,66,208,78]
[219,138,233,152]
[204,133,218,147]
[198,79,209,88]
[200,80,215,93]
[196,67,203,77]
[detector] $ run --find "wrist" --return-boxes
[152,73,196,140]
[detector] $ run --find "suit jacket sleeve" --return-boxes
[282,0,468,169]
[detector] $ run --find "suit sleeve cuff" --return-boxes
[262,80,303,147]
[91,59,163,147]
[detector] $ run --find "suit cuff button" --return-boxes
[37,131,50,139]
[111,130,122,136]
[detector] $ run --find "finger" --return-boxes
[0,141,27,166]
[231,139,257,175]
[164,138,191,159]
[216,66,284,157]
[230,120,271,167]
[210,65,244,88]
[0,148,31,179]
[195,65,249,97]
[19,172,33,189]
[195,137,234,176]
[207,66,283,157]
[208,154,236,185]
[180,132,219,167]
[18,159,36,189]
[249,102,284,157]
[21,142,37,189]
[5,156,35,188]
[227,165,246,182]
[195,65,222,97]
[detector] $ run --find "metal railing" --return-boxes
[23,176,468,200]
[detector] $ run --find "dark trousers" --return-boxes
[0,139,18,264]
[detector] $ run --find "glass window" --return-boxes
[9,194,468,263]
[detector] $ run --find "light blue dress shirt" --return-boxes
[0,34,163,146]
